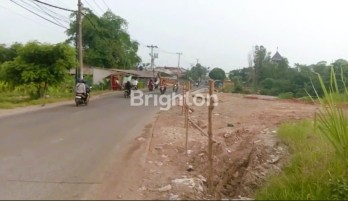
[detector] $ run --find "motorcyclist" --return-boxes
[132,78,138,90]
[75,79,86,99]
[82,80,90,99]
[160,80,167,94]
[154,78,159,89]
[148,79,154,90]
[173,81,178,92]
[125,80,132,96]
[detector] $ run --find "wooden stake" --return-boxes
[208,79,215,194]
[182,82,185,115]
[185,81,191,155]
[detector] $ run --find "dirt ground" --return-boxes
[89,93,318,200]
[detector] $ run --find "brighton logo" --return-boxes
[130,90,219,111]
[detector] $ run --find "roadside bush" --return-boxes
[328,177,348,200]
[223,84,233,93]
[314,67,348,164]
[138,81,145,89]
[278,92,294,99]
[232,84,243,93]
[255,120,348,200]
[0,81,11,92]
[92,79,110,90]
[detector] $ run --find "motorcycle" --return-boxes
[160,85,166,94]
[75,93,89,106]
[148,83,154,91]
[173,84,178,93]
[124,89,130,98]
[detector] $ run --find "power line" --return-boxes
[157,47,177,55]
[49,0,70,8]
[35,0,71,23]
[10,0,68,29]
[0,3,62,32]
[30,0,67,27]
[23,0,71,24]
[83,0,100,16]
[101,0,110,11]
[18,0,69,27]
[92,0,105,14]
[31,0,76,12]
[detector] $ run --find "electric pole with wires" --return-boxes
[77,0,83,80]
[147,45,158,79]
[176,52,182,81]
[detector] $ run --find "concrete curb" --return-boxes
[0,91,117,118]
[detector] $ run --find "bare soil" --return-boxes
[90,93,317,200]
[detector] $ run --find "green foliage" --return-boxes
[232,84,243,93]
[92,79,110,90]
[138,81,145,89]
[66,9,140,69]
[0,81,11,92]
[1,41,76,98]
[256,120,348,200]
[257,67,348,200]
[222,84,233,93]
[278,92,294,99]
[184,63,208,81]
[209,67,226,81]
[314,67,348,164]
[328,177,348,200]
[0,43,22,64]
[231,44,348,98]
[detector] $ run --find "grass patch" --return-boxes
[223,83,233,93]
[0,89,112,109]
[278,92,294,99]
[255,120,348,200]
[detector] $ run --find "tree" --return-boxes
[0,43,22,64]
[253,45,267,87]
[66,9,140,69]
[1,41,76,98]
[209,68,226,81]
[183,63,207,81]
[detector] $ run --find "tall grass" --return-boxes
[255,121,348,200]
[256,66,348,200]
[313,67,348,164]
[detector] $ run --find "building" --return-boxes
[155,66,187,77]
[271,50,283,62]
[70,65,177,90]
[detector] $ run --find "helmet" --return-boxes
[77,78,82,83]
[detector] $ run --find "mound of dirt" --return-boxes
[140,93,316,200]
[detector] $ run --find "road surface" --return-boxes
[0,89,176,199]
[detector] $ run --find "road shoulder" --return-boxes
[0,91,116,118]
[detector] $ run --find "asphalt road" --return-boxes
[0,89,180,199]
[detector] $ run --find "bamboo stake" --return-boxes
[208,79,215,194]
[188,118,208,137]
[182,82,185,115]
[185,81,191,155]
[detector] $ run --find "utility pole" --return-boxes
[77,0,83,80]
[147,45,158,79]
[196,58,199,65]
[176,52,182,81]
[176,52,182,69]
[75,19,78,84]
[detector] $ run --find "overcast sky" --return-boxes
[1,0,348,72]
